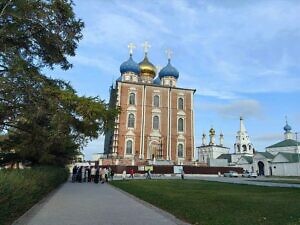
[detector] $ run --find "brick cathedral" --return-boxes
[104,42,196,165]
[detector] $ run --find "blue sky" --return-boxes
[48,0,300,159]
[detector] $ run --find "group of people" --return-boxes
[72,165,114,184]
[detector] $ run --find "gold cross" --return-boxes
[142,41,151,54]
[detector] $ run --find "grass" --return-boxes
[111,179,300,225]
[0,166,69,225]
[254,180,300,185]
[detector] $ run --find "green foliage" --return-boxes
[111,180,300,225]
[0,166,69,225]
[0,1,119,165]
[0,67,118,165]
[0,0,83,70]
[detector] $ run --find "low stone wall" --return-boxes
[98,165,243,175]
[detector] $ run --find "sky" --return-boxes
[48,0,300,159]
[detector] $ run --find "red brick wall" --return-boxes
[97,164,243,174]
[116,82,194,163]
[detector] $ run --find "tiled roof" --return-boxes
[277,152,300,163]
[241,156,253,164]
[256,152,274,159]
[217,154,232,163]
[266,139,300,149]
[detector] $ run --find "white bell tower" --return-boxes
[234,117,254,155]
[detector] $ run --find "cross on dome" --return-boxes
[128,42,136,55]
[142,41,151,54]
[165,49,173,60]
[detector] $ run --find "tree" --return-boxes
[0,1,118,165]
[0,0,83,71]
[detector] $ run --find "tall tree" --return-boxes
[0,1,118,165]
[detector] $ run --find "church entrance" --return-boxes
[258,161,264,176]
[149,141,160,160]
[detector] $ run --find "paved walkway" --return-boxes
[13,181,187,225]
[113,175,300,188]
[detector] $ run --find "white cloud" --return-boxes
[201,99,263,119]
[71,54,119,74]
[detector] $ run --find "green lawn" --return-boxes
[254,180,300,185]
[111,180,300,225]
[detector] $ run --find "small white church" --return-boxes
[197,117,300,176]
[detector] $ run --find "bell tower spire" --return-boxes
[234,116,254,155]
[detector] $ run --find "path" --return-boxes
[114,174,300,188]
[13,181,187,225]
[191,176,300,188]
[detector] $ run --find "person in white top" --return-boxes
[122,170,126,180]
[91,166,96,182]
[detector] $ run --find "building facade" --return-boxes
[197,128,230,166]
[228,119,300,176]
[104,43,195,165]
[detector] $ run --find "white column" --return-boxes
[139,85,145,159]
[167,88,170,160]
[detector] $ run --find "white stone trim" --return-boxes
[191,91,195,161]
[142,86,147,159]
[127,112,136,129]
[139,86,145,159]
[152,114,160,131]
[153,94,160,108]
[177,96,185,111]
[125,138,135,157]
[177,141,185,159]
[177,116,185,133]
[128,91,137,106]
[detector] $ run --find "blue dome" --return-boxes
[153,77,161,85]
[284,123,292,132]
[159,59,179,79]
[120,55,140,74]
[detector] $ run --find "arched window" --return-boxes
[128,113,135,128]
[153,95,159,107]
[153,116,159,130]
[178,118,184,132]
[242,145,247,152]
[129,93,135,105]
[126,140,132,154]
[178,98,184,110]
[178,144,184,158]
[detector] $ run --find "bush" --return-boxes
[0,166,69,225]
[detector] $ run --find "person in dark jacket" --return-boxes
[72,165,77,182]
[110,170,114,181]
[94,167,99,184]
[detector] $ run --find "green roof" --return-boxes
[256,152,274,159]
[217,154,232,163]
[266,139,300,149]
[241,156,253,164]
[277,152,300,163]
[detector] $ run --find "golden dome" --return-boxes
[139,54,156,78]
[209,128,215,135]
